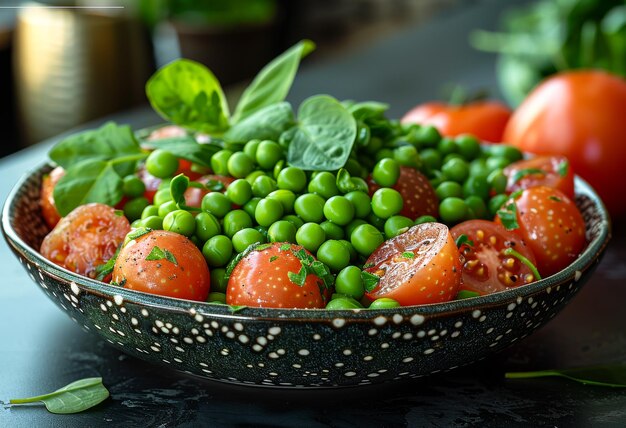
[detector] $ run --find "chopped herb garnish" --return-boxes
[497,202,519,230]
[361,271,380,292]
[126,227,152,242]
[512,168,545,183]
[95,245,121,281]
[558,160,569,177]
[362,262,375,269]
[205,179,225,191]
[113,209,124,217]
[228,305,248,313]
[549,195,563,202]
[455,290,480,300]
[269,256,278,262]
[455,234,474,248]
[402,251,415,259]
[503,248,541,281]
[288,266,308,287]
[280,243,292,251]
[145,246,178,265]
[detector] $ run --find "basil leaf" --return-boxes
[49,122,142,169]
[10,377,109,414]
[456,290,480,300]
[497,201,519,230]
[506,364,626,388]
[53,160,123,216]
[512,168,545,183]
[288,266,308,287]
[347,101,389,121]
[145,246,178,265]
[455,234,474,248]
[95,245,121,281]
[558,159,569,177]
[287,95,357,171]
[361,271,380,292]
[146,59,230,134]
[231,40,315,123]
[142,135,219,168]
[170,174,189,207]
[224,102,295,143]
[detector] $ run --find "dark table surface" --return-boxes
[2,1,626,427]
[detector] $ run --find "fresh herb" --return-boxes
[95,246,121,281]
[204,179,225,192]
[512,168,545,183]
[224,102,295,143]
[346,101,390,121]
[497,202,520,230]
[455,290,481,300]
[549,195,563,202]
[113,209,124,217]
[288,266,308,287]
[9,377,109,414]
[455,234,474,248]
[170,174,189,208]
[361,271,380,292]
[558,159,569,177]
[125,227,152,242]
[402,252,415,259]
[269,256,278,263]
[145,246,178,265]
[280,244,292,251]
[228,305,248,314]
[503,248,541,280]
[141,135,220,168]
[506,364,626,387]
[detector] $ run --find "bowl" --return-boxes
[2,162,612,388]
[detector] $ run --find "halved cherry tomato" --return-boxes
[40,203,130,278]
[401,101,512,143]
[113,229,210,301]
[226,242,327,309]
[503,155,575,199]
[450,220,538,295]
[364,223,462,306]
[368,167,438,219]
[40,166,65,229]
[495,186,586,277]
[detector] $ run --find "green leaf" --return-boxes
[336,168,358,194]
[497,201,519,230]
[10,377,109,414]
[455,234,474,248]
[401,252,415,259]
[95,246,121,281]
[361,271,380,293]
[49,122,143,169]
[506,364,626,388]
[146,59,230,134]
[141,136,220,168]
[287,95,357,171]
[503,247,541,281]
[347,101,389,121]
[53,160,123,216]
[558,159,569,177]
[288,266,308,287]
[231,40,315,123]
[170,174,189,207]
[145,246,178,265]
[512,168,545,183]
[224,102,295,143]
[455,290,480,300]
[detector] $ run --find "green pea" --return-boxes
[488,194,509,217]
[157,178,172,191]
[371,188,403,219]
[413,124,441,147]
[141,204,159,220]
[255,140,282,169]
[487,144,523,162]
[326,297,363,310]
[308,171,339,199]
[344,158,366,179]
[202,235,233,267]
[323,196,355,226]
[201,192,231,218]
[123,175,146,198]
[439,197,469,223]
[345,219,368,240]
[163,209,195,237]
[254,198,284,227]
[210,150,233,176]
[130,219,142,228]
[335,266,364,300]
[364,136,383,155]
[267,220,297,243]
[195,211,221,242]
[486,156,511,171]
[350,177,369,193]
[282,214,304,229]
[210,268,228,293]
[320,220,344,240]
[157,200,178,218]
[227,152,255,179]
[356,123,371,147]
[294,193,326,223]
[368,298,401,309]
[276,166,307,193]
[455,134,481,160]
[141,215,163,230]
[463,174,490,200]
[255,225,269,240]
[145,149,179,178]
[384,215,414,239]
[267,189,296,214]
[225,179,252,206]
[317,240,351,272]
[207,292,227,304]
[344,191,371,219]
[372,158,401,187]
[436,181,463,200]
[223,209,253,237]
[420,148,442,172]
[339,239,357,261]
[443,153,464,165]
[295,222,325,252]
[465,195,488,219]
[153,188,172,207]
[252,175,278,198]
[243,139,261,160]
[393,145,421,169]
[351,224,384,257]
[414,215,437,225]
[243,197,261,218]
[367,213,386,231]
[245,170,266,185]
[442,158,470,183]
[487,169,508,194]
[469,158,491,178]
[232,228,266,253]
[375,148,395,162]
[437,137,457,156]
[123,197,149,221]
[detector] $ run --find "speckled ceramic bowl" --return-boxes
[2,163,611,388]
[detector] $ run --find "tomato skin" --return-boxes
[364,223,462,306]
[495,186,586,277]
[40,166,65,229]
[113,230,210,301]
[226,243,326,309]
[401,101,512,143]
[40,203,130,279]
[503,70,626,217]
[504,155,575,199]
[450,220,537,295]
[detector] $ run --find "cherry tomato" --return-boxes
[364,222,462,306]
[184,174,235,208]
[503,155,575,199]
[503,70,626,217]
[226,242,327,309]
[40,203,130,279]
[495,186,586,277]
[450,220,538,295]
[137,160,206,203]
[113,230,210,301]
[401,101,511,143]
[368,167,438,220]
[40,166,65,229]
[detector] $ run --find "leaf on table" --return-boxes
[506,364,626,387]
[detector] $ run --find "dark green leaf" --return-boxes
[224,102,295,143]
[336,168,358,194]
[512,168,545,183]
[95,246,121,281]
[288,266,308,287]
[455,290,480,300]
[549,195,563,202]
[10,377,109,414]
[126,227,152,242]
[347,101,389,121]
[269,256,278,263]
[280,244,292,251]
[361,271,380,292]
[146,59,230,134]
[228,305,248,313]
[170,174,189,207]
[287,95,357,171]
[558,159,569,177]
[231,40,315,123]
[141,135,219,168]
[503,248,541,280]
[497,202,519,230]
[164,249,178,265]
[145,246,178,265]
[455,234,474,248]
[506,364,626,388]
[53,160,123,216]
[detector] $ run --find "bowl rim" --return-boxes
[2,160,613,321]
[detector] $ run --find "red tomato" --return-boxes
[368,167,438,219]
[113,230,210,301]
[401,101,512,143]
[40,203,130,279]
[450,220,538,295]
[364,223,462,306]
[503,155,575,199]
[40,166,65,229]
[495,186,586,277]
[503,70,626,217]
[226,242,327,309]
[184,174,235,208]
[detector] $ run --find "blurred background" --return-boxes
[0,0,470,158]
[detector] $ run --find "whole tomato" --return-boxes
[401,101,511,143]
[503,70,626,217]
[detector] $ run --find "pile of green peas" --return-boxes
[118,121,523,309]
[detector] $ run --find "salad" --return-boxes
[38,40,588,310]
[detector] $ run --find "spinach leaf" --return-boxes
[146,59,230,134]
[169,174,189,208]
[231,40,315,124]
[347,101,389,121]
[223,102,294,143]
[9,377,109,414]
[49,122,142,170]
[287,95,357,171]
[53,160,123,216]
[141,135,219,168]
[506,364,626,387]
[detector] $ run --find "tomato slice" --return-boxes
[504,155,575,199]
[40,166,65,229]
[450,220,538,295]
[364,223,462,305]
[40,203,130,279]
